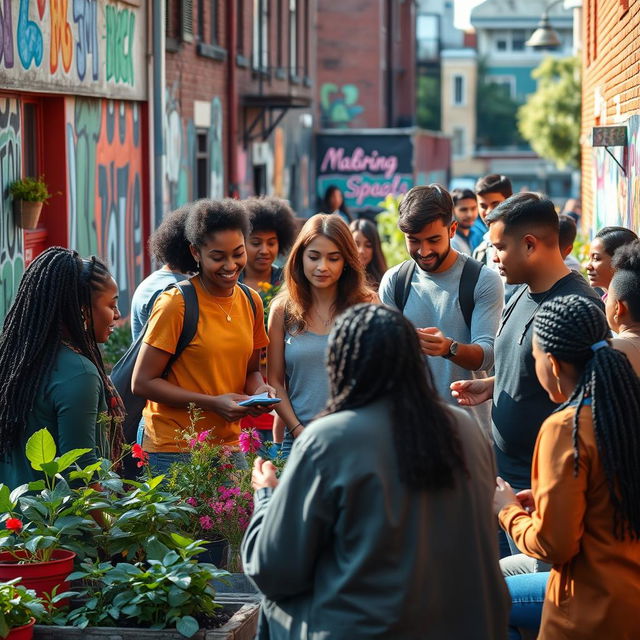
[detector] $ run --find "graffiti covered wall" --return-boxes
[0,97,23,319]
[66,97,143,315]
[163,84,224,215]
[592,115,640,235]
[0,0,146,100]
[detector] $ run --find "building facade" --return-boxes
[441,0,575,198]
[581,0,640,234]
[0,0,149,318]
[164,0,316,220]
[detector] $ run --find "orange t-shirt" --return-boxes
[141,279,269,452]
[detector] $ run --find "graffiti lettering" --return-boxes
[50,0,73,73]
[105,4,134,85]
[17,0,43,69]
[67,98,142,316]
[73,0,98,81]
[320,146,398,179]
[0,98,23,320]
[0,0,14,69]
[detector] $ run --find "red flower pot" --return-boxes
[0,549,75,604]
[5,617,35,640]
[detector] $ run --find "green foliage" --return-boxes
[476,60,525,149]
[101,322,132,373]
[63,541,227,637]
[518,56,581,169]
[9,176,51,203]
[376,194,407,268]
[416,74,441,131]
[0,578,45,638]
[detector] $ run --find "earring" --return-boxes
[614,314,619,322]
[555,376,562,394]
[83,317,88,331]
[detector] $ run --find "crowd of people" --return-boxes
[1,175,640,639]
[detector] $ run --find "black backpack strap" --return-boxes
[237,282,258,322]
[164,280,199,373]
[393,260,416,311]
[458,257,483,330]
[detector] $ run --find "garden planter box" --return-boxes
[32,602,259,640]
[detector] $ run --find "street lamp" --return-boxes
[526,0,563,48]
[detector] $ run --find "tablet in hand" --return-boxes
[238,393,281,407]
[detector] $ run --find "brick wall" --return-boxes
[581,0,640,232]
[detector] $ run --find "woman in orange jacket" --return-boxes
[494,294,640,640]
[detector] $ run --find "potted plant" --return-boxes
[9,176,51,230]
[0,578,45,640]
[0,430,102,600]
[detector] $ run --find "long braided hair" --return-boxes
[323,303,466,490]
[0,247,125,462]
[534,294,640,540]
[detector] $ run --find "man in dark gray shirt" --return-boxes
[451,193,602,491]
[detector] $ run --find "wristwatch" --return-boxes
[442,338,459,359]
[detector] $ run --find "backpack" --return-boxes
[392,257,483,330]
[111,279,256,446]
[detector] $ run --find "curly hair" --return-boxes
[280,214,373,333]
[534,294,640,540]
[245,196,298,255]
[0,248,125,461]
[185,198,250,247]
[149,204,196,273]
[323,304,466,490]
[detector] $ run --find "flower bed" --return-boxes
[33,602,260,640]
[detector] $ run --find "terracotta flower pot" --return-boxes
[13,200,43,229]
[0,549,75,604]
[5,617,35,640]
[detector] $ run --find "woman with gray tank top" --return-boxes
[267,213,376,458]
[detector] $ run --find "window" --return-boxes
[253,164,267,195]
[453,75,465,106]
[196,131,209,198]
[276,0,283,67]
[22,102,40,178]
[512,29,526,51]
[452,128,465,158]
[303,0,309,78]
[237,0,244,53]
[289,0,298,77]
[252,0,269,70]
[489,75,516,99]
[416,13,439,61]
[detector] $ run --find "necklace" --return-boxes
[314,308,333,328]
[199,275,235,322]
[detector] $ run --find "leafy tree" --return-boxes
[476,60,524,149]
[518,56,581,169]
[417,73,441,131]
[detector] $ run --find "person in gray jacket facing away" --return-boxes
[242,304,509,640]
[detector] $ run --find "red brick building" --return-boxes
[316,0,416,129]
[581,0,640,234]
[164,0,316,217]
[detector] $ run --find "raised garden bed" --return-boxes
[33,602,259,640]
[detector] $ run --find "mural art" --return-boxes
[66,97,143,316]
[592,115,640,234]
[320,83,364,128]
[0,0,145,100]
[0,97,23,319]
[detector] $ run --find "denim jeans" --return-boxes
[146,450,248,476]
[505,571,549,640]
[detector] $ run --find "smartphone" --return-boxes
[238,394,281,407]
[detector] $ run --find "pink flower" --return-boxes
[238,428,262,454]
[186,497,198,507]
[197,430,210,442]
[199,515,214,531]
[188,438,198,449]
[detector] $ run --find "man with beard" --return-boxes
[380,185,504,433]
[450,188,483,255]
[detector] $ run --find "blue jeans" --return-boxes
[146,450,248,475]
[505,571,549,640]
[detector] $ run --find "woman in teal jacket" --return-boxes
[0,247,125,487]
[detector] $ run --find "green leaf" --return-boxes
[162,551,179,567]
[176,615,199,638]
[145,475,165,490]
[9,483,30,504]
[25,535,44,553]
[40,461,60,477]
[0,485,14,512]
[0,612,9,639]
[26,428,57,470]
[56,449,92,473]
[169,532,193,549]
[27,480,46,492]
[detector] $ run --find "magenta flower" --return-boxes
[186,497,198,507]
[199,515,214,530]
[188,438,198,449]
[238,428,262,454]
[197,430,210,442]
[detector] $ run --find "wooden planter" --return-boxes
[13,200,44,229]
[32,602,259,640]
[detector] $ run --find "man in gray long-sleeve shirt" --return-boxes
[380,185,504,432]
